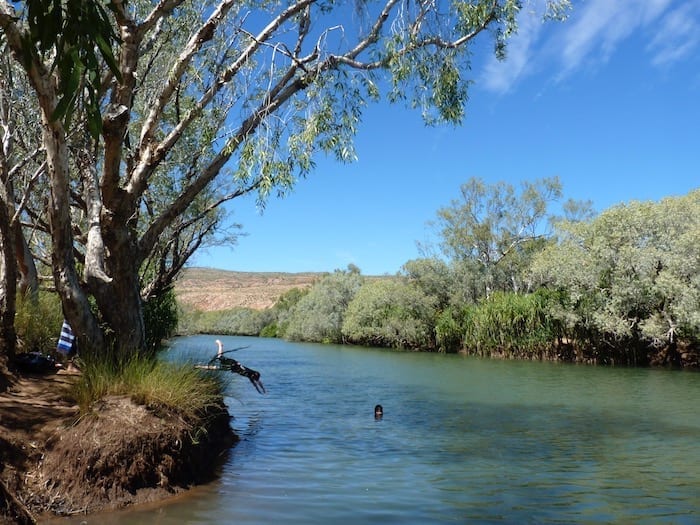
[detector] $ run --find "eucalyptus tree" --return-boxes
[0,40,46,376]
[530,190,700,365]
[342,277,437,349]
[284,266,363,343]
[434,176,566,298]
[264,285,310,337]
[0,44,43,294]
[0,0,571,360]
[401,258,454,309]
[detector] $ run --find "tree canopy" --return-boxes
[433,176,578,296]
[530,190,700,363]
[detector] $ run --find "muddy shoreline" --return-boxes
[0,372,236,524]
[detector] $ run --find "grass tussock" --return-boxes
[71,355,225,421]
[15,291,64,353]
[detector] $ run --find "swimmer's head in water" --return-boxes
[374,404,383,418]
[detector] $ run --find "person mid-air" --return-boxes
[198,340,266,394]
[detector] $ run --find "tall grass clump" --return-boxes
[435,305,468,353]
[462,290,564,358]
[71,354,226,421]
[15,291,64,353]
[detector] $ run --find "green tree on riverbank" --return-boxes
[434,176,566,297]
[182,187,700,367]
[342,277,437,349]
[284,266,364,344]
[530,189,700,365]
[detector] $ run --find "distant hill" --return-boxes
[174,267,323,311]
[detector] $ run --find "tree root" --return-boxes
[0,477,36,525]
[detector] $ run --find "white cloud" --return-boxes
[648,2,700,67]
[554,0,700,77]
[479,0,700,93]
[480,7,545,94]
[560,0,621,70]
[558,0,672,72]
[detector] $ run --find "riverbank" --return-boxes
[0,371,236,523]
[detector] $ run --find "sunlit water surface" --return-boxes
[55,335,700,524]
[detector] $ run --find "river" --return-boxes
[60,335,700,524]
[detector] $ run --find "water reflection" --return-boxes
[51,336,700,524]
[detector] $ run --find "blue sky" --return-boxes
[192,0,700,276]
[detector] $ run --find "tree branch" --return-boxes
[138,0,185,37]
[136,54,313,262]
[137,0,235,153]
[330,1,498,71]
[129,0,315,198]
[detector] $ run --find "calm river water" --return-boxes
[60,335,700,524]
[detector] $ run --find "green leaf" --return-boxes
[86,103,102,138]
[51,91,76,123]
[94,33,122,81]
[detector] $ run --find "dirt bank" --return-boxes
[0,371,236,523]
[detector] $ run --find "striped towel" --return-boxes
[56,321,76,354]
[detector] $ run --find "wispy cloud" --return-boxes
[480,6,545,94]
[558,0,671,73]
[648,3,700,66]
[559,0,622,71]
[479,0,700,93]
